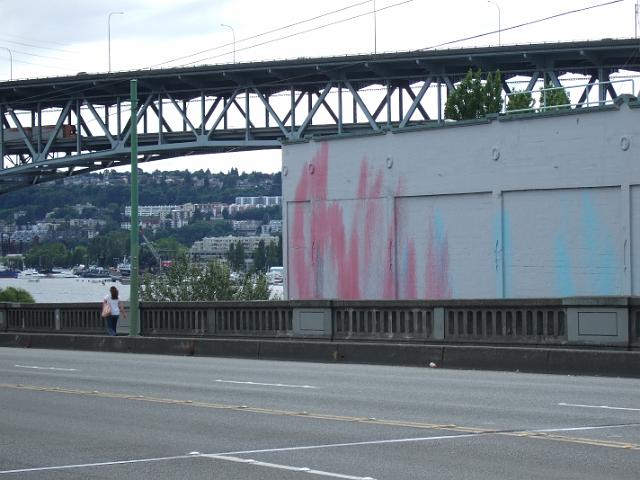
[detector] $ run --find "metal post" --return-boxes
[437,78,442,124]
[0,47,12,80]
[129,79,140,336]
[108,12,124,72]
[221,24,236,63]
[373,0,377,54]
[487,1,501,46]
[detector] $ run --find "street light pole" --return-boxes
[373,0,377,54]
[108,11,124,72]
[0,47,12,80]
[220,24,236,63]
[487,1,501,46]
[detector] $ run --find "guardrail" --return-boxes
[505,79,636,114]
[0,298,638,348]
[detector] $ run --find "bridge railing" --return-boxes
[0,298,637,348]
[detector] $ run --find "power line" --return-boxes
[0,45,64,62]
[422,0,624,50]
[149,0,374,68]
[0,37,77,54]
[179,0,415,67]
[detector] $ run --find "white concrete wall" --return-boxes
[282,99,640,300]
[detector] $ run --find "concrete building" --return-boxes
[282,96,640,300]
[190,234,278,263]
[234,196,282,207]
[232,220,262,235]
[124,205,177,218]
[261,220,282,235]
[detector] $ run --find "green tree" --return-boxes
[235,272,270,300]
[265,236,282,269]
[444,69,503,120]
[227,240,245,271]
[484,70,503,114]
[71,245,89,266]
[252,240,267,272]
[140,256,269,301]
[87,230,129,267]
[25,243,70,270]
[539,82,571,110]
[506,90,534,111]
[0,287,35,303]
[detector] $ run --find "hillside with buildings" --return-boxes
[0,169,282,272]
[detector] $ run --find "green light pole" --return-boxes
[129,79,140,335]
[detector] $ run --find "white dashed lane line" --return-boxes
[559,402,640,412]
[14,365,77,372]
[215,379,317,389]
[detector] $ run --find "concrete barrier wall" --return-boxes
[0,332,637,378]
[1,297,638,348]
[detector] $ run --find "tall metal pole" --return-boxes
[373,0,377,54]
[0,47,12,80]
[220,24,236,63]
[129,79,140,336]
[108,11,124,72]
[487,1,501,46]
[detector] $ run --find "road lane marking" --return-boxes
[506,431,640,450]
[1,383,639,452]
[15,365,77,372]
[204,455,375,479]
[0,455,193,475]
[216,379,318,389]
[559,402,640,412]
[534,423,640,433]
[216,432,484,456]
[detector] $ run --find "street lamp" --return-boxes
[487,0,501,46]
[0,47,12,80]
[220,23,236,63]
[373,0,377,54]
[108,11,124,72]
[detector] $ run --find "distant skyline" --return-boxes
[1,0,637,173]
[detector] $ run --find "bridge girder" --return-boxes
[1,38,639,193]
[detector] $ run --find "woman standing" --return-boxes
[103,286,127,336]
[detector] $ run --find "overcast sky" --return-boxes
[0,0,636,173]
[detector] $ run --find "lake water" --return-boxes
[0,278,284,303]
[0,277,130,303]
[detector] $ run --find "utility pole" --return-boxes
[129,79,140,336]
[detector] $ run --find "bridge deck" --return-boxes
[1,38,639,193]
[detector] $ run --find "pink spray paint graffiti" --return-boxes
[289,143,396,299]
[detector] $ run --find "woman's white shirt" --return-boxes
[104,296,120,316]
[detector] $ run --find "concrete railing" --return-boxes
[1,297,638,348]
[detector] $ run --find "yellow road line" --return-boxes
[2,383,638,451]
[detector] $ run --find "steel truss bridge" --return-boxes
[1,38,639,193]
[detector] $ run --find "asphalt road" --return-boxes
[0,347,638,479]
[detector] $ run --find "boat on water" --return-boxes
[78,266,112,279]
[117,259,131,277]
[0,265,19,278]
[18,268,46,279]
[47,270,79,279]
